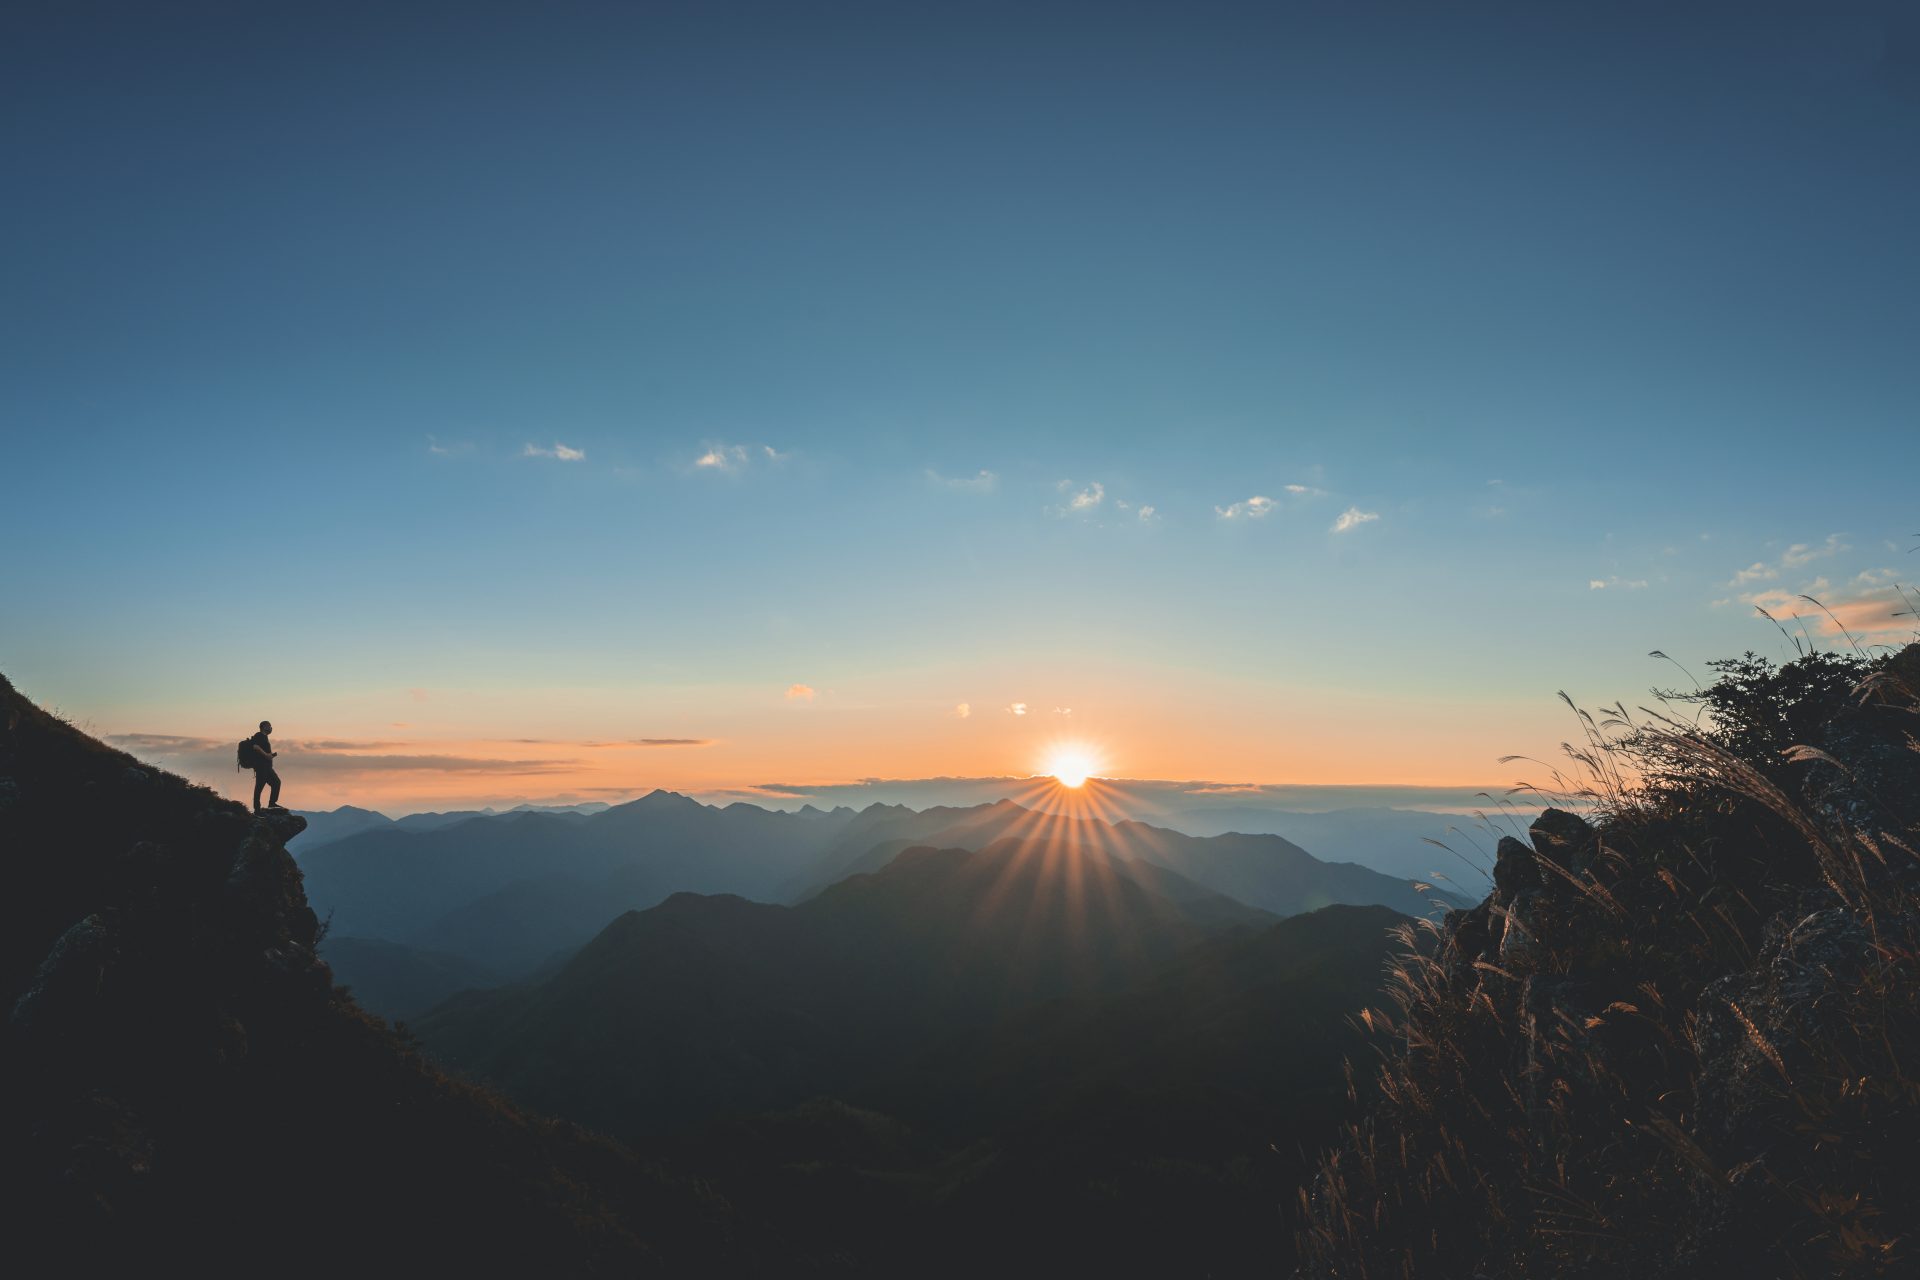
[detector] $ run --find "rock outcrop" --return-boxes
[0,672,748,1272]
[1298,644,1920,1279]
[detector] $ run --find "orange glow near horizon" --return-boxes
[123,712,1551,815]
[77,664,1572,815]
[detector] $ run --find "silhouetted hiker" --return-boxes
[244,720,285,812]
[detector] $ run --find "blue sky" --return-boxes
[3,1,1916,810]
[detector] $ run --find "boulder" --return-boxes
[1528,807,1598,877]
[1493,835,1541,897]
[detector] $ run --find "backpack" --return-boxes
[237,738,257,771]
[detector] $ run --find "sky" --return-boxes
[3,1,1917,814]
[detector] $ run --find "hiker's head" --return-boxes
[259,720,273,734]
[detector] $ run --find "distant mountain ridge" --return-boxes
[300,790,1457,993]
[796,797,1465,918]
[290,800,612,851]
[1149,803,1502,890]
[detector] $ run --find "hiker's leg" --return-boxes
[266,768,282,807]
[253,770,267,809]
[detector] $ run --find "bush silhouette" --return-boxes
[1297,644,1920,1278]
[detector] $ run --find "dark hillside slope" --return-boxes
[417,837,1274,1139]
[411,872,616,976]
[320,935,506,1022]
[1298,645,1920,1279]
[683,904,1408,1278]
[0,673,747,1272]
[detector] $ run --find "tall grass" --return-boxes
[1295,642,1920,1278]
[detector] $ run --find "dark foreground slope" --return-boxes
[419,835,1405,1274]
[418,837,1277,1136]
[1298,645,1920,1279]
[320,935,508,1021]
[0,673,746,1273]
[678,903,1406,1277]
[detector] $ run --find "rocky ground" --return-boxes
[0,672,752,1274]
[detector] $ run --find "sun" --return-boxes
[1043,746,1101,789]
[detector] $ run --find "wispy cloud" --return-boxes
[105,733,577,777]
[1588,576,1649,590]
[695,442,786,473]
[954,702,972,719]
[106,733,222,753]
[1784,534,1849,569]
[426,435,472,457]
[1052,477,1113,514]
[1006,702,1029,717]
[1331,506,1379,533]
[1136,504,1157,522]
[289,753,576,776]
[696,444,749,471]
[1215,495,1275,520]
[1726,533,1849,586]
[525,735,713,749]
[928,468,998,493]
[1283,484,1326,497]
[297,738,406,752]
[785,683,817,703]
[523,441,586,461]
[1741,569,1915,638]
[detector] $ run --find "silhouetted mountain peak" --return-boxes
[647,889,762,917]
[631,787,703,809]
[584,788,711,829]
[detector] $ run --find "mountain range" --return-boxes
[301,789,1455,1014]
[289,800,611,851]
[293,791,1502,895]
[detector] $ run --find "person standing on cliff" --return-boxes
[246,720,285,812]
